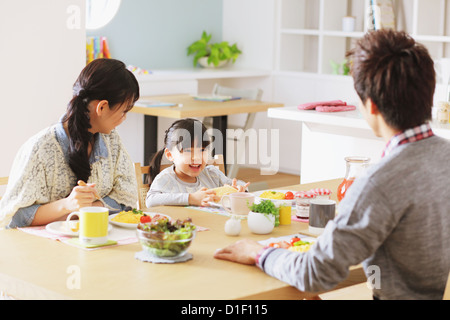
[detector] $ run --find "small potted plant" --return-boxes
[247,200,280,234]
[187,31,242,68]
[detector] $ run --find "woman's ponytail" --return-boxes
[63,94,93,182]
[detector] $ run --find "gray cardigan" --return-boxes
[258,135,450,299]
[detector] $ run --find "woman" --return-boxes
[0,58,140,229]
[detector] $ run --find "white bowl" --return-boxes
[247,211,275,234]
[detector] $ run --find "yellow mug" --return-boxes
[66,207,109,245]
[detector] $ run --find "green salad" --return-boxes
[137,217,196,257]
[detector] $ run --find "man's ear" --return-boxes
[164,148,173,162]
[365,98,380,115]
[95,100,109,116]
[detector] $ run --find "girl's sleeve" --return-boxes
[145,172,189,207]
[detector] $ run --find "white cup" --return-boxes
[435,58,450,85]
[221,192,255,215]
[342,16,356,32]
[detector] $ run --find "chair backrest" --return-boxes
[134,154,225,210]
[443,272,450,300]
[212,83,263,101]
[0,177,8,200]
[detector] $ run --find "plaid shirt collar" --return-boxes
[382,123,434,158]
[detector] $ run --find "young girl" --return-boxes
[0,58,139,229]
[146,118,250,207]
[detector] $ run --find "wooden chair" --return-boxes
[134,154,225,210]
[443,272,450,300]
[203,84,263,179]
[0,176,8,200]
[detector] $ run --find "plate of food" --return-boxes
[259,234,316,252]
[109,209,171,229]
[253,190,296,207]
[45,221,112,237]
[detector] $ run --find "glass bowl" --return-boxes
[136,226,196,258]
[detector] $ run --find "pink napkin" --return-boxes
[298,100,356,113]
[298,100,347,110]
[292,216,309,223]
[316,105,356,112]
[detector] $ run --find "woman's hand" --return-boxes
[65,182,100,212]
[31,182,101,226]
[231,178,250,192]
[189,187,216,207]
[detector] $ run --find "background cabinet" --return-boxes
[276,0,450,75]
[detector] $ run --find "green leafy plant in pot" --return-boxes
[187,31,242,68]
[247,200,280,234]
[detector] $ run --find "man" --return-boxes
[214,30,450,300]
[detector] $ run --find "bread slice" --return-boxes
[210,185,238,201]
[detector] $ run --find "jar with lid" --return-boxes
[295,191,315,219]
[337,156,370,202]
[310,188,332,200]
[437,101,449,124]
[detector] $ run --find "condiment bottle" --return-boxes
[279,204,292,225]
[337,156,370,202]
[437,101,449,124]
[295,191,315,219]
[310,188,332,200]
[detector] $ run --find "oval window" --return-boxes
[86,0,121,30]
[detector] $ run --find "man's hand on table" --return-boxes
[214,239,265,265]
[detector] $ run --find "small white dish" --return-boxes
[45,221,112,237]
[208,201,222,208]
[109,212,171,229]
[247,211,275,234]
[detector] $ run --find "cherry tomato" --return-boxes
[140,215,152,223]
[284,191,294,200]
[290,237,301,246]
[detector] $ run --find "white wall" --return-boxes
[0,0,86,182]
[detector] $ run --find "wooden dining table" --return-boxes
[0,179,366,300]
[130,94,284,169]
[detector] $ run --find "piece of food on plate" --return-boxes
[268,236,315,253]
[111,209,168,224]
[111,209,144,224]
[259,190,286,200]
[210,185,238,202]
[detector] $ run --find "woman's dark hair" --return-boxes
[148,118,211,185]
[346,29,435,131]
[62,58,140,182]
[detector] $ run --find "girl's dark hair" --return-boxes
[62,58,140,182]
[346,29,435,131]
[148,118,211,185]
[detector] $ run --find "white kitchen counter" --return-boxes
[268,106,450,183]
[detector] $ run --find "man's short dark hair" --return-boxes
[347,30,436,130]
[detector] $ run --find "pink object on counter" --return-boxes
[316,105,356,112]
[298,100,347,110]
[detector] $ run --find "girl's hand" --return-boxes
[231,178,250,192]
[189,187,216,207]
